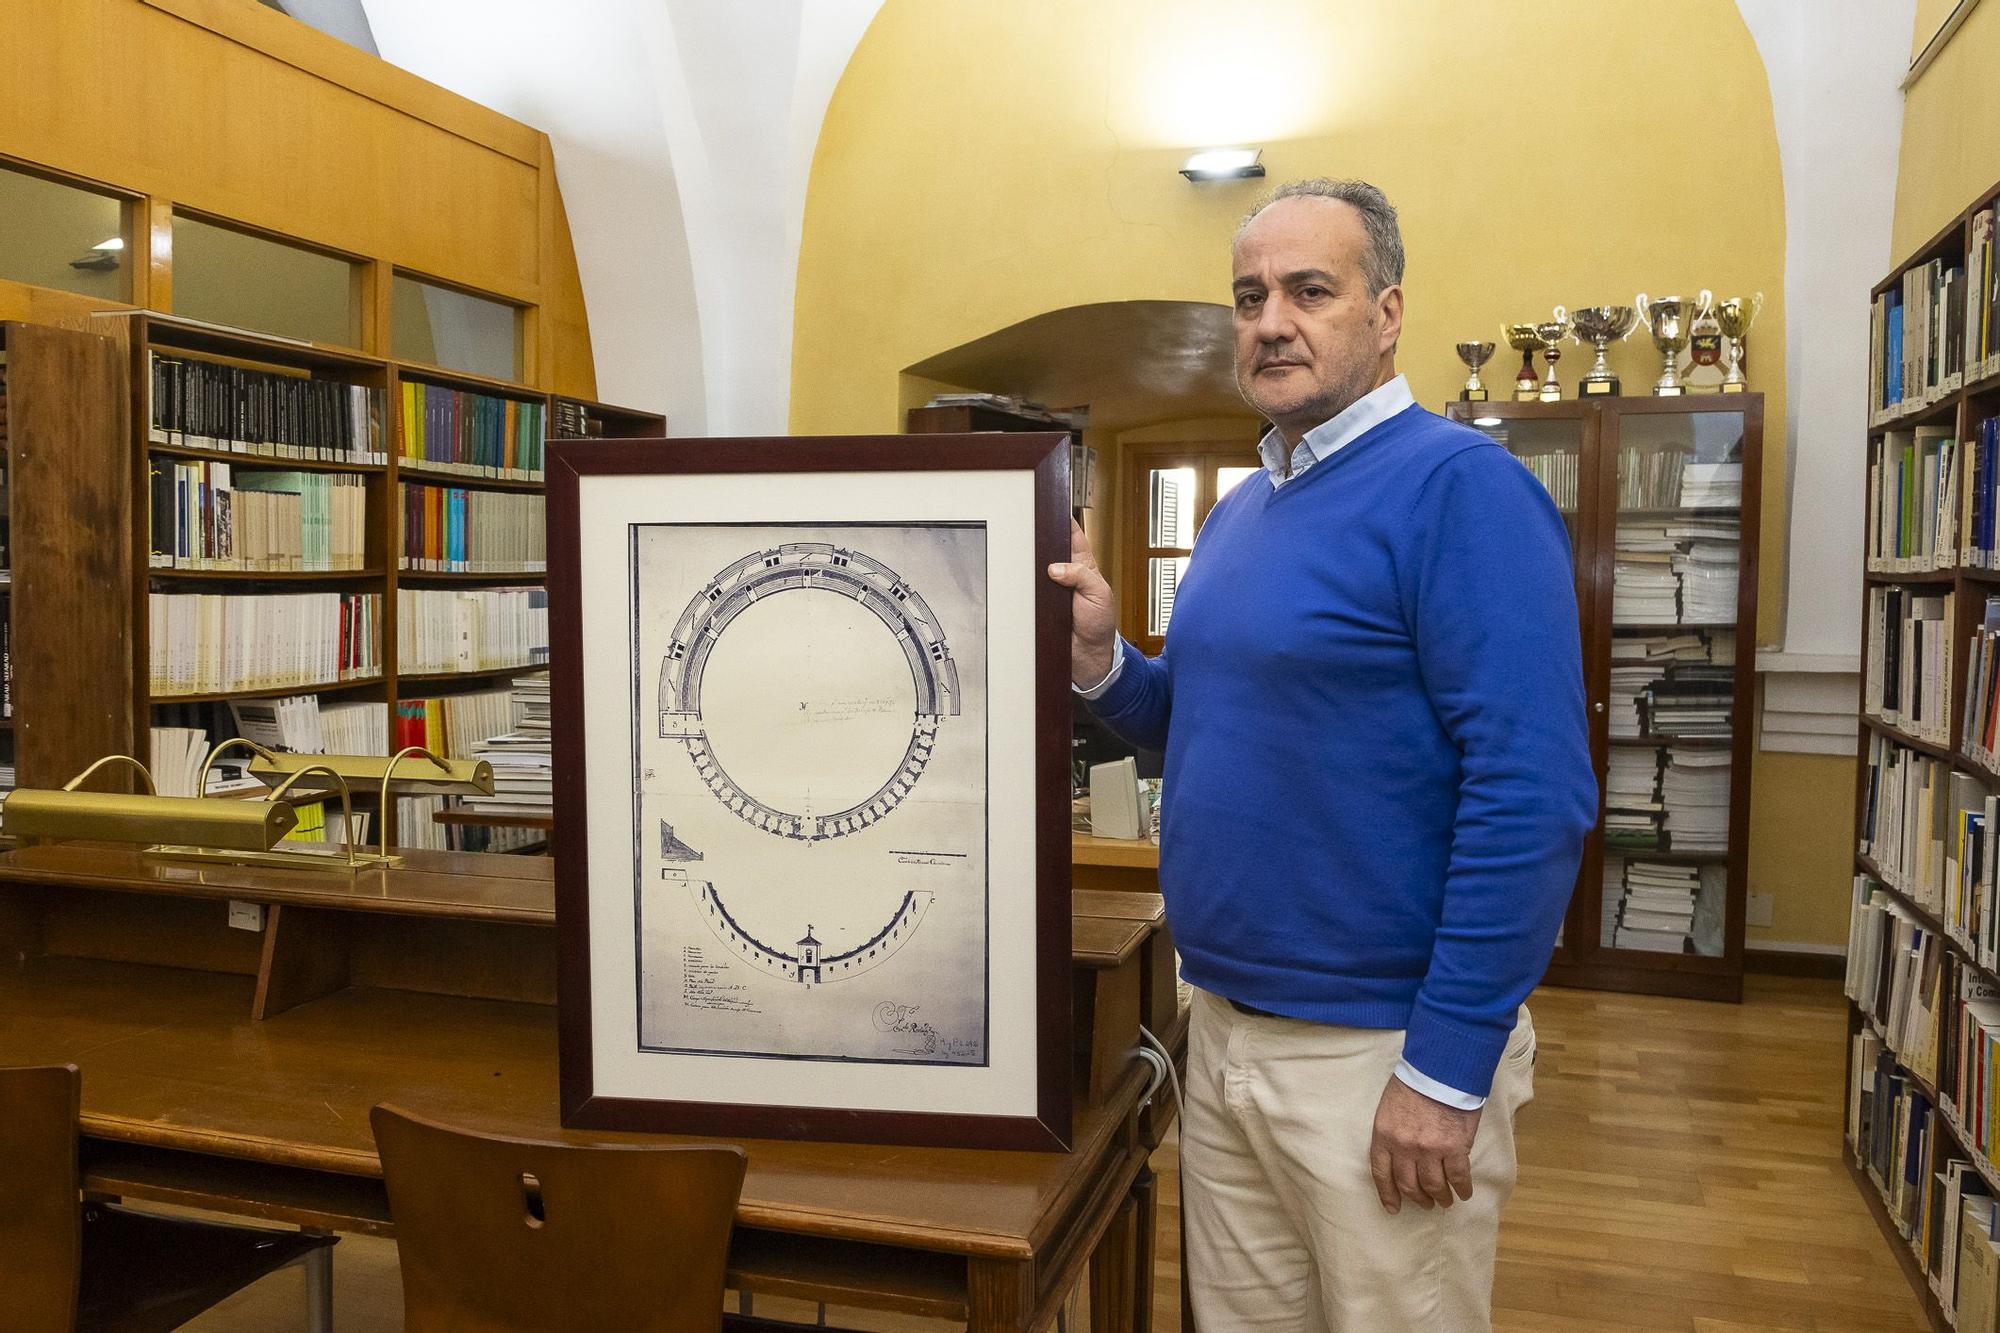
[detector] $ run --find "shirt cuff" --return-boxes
[1393,1058,1486,1111]
[1071,643,1127,700]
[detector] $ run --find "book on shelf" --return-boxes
[1965,598,2000,769]
[1970,202,2000,386]
[1514,448,1578,511]
[400,381,546,481]
[1957,1189,2000,1333]
[396,587,547,675]
[1867,587,1955,746]
[1967,416,2000,570]
[464,672,552,819]
[1600,856,1723,954]
[394,687,515,761]
[226,696,388,757]
[146,591,380,696]
[1862,732,1958,913]
[1868,427,1960,572]
[552,399,607,440]
[399,484,545,573]
[1872,256,1969,425]
[148,351,386,466]
[148,460,368,572]
[1607,630,1733,738]
[1614,517,1740,626]
[1857,1039,1935,1234]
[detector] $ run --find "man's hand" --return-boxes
[1369,1075,1480,1215]
[1047,517,1119,688]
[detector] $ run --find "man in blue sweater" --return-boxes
[1049,179,1598,1330]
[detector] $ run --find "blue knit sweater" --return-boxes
[1088,404,1597,1097]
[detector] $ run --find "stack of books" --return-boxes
[398,486,546,573]
[1605,858,1701,952]
[399,382,547,480]
[1867,427,1960,571]
[1515,449,1579,511]
[394,688,514,759]
[1642,665,1734,738]
[464,672,553,819]
[1613,522,1680,623]
[1670,517,1741,624]
[1869,586,1955,744]
[148,463,369,572]
[1662,750,1732,852]
[1608,632,1731,738]
[1680,460,1742,509]
[147,591,380,696]
[1605,749,1664,851]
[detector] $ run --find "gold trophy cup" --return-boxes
[1534,307,1572,402]
[1570,304,1639,396]
[1635,293,1697,396]
[1714,293,1763,393]
[1455,340,1496,401]
[1504,323,1541,401]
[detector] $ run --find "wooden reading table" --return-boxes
[0,845,1182,1332]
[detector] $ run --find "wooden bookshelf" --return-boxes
[1446,396,1760,1003]
[1845,169,2000,1333]
[0,322,133,793]
[84,310,660,842]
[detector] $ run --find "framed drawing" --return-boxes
[549,434,1074,1150]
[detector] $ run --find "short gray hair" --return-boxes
[1238,178,1405,296]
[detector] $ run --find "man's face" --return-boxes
[1231,197,1402,440]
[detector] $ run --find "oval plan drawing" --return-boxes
[656,541,962,842]
[690,881,934,988]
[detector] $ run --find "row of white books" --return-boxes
[148,592,381,697]
[396,587,548,676]
[1867,427,1961,572]
[1866,586,1954,746]
[1515,449,1579,511]
[1848,880,1946,1088]
[1860,733,1997,933]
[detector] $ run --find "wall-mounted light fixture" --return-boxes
[69,237,123,272]
[1179,148,1265,182]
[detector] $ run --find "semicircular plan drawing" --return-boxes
[691,880,934,988]
[657,542,961,842]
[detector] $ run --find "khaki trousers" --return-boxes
[1181,988,1536,1332]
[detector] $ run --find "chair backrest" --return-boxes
[0,1064,83,1330]
[371,1104,748,1333]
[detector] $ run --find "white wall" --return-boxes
[358,0,881,436]
[1737,0,1913,664]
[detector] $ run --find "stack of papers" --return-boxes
[1614,523,1680,623]
[1671,518,1741,624]
[1608,859,1701,952]
[1643,665,1735,738]
[1606,749,1663,851]
[465,672,552,816]
[1681,461,1742,509]
[1662,750,1732,852]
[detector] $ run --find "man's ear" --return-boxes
[1376,284,1404,356]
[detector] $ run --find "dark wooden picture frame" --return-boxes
[548,433,1074,1150]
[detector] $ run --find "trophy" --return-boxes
[1455,340,1495,401]
[1569,304,1639,396]
[1714,292,1763,393]
[1534,307,1572,402]
[1683,290,1723,391]
[1635,293,1697,396]
[1503,323,1541,401]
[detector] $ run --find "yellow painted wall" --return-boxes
[792,0,1790,647]
[793,0,1862,948]
[1746,750,1856,948]
[0,0,597,396]
[1893,0,2000,261]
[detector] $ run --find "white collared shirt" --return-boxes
[1254,373,1416,486]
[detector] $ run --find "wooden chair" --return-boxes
[0,1064,337,1332]
[371,1104,750,1333]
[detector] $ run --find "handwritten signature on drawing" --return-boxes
[873,1002,977,1058]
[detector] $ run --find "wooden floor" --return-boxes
[182,976,1924,1332]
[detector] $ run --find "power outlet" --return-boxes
[1746,893,1774,929]
[226,900,266,932]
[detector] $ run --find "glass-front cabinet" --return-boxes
[1448,395,1761,1002]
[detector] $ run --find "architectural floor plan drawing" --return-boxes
[630,522,990,1066]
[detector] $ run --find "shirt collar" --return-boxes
[1255,374,1416,485]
